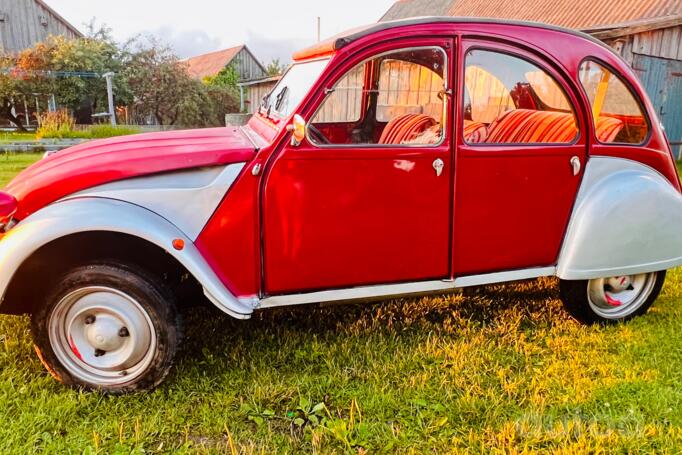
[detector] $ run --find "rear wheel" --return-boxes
[31,263,181,393]
[559,271,666,324]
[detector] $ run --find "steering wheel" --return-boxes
[307,124,330,145]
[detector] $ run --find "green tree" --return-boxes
[266,58,285,76]
[122,44,199,125]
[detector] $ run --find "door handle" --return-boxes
[433,158,445,177]
[570,156,581,176]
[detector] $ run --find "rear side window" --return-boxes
[578,60,649,144]
[463,50,578,145]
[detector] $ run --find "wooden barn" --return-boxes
[0,0,82,54]
[381,0,682,156]
[185,44,266,82]
[186,44,269,116]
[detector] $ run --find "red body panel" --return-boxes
[195,160,263,297]
[262,144,452,293]
[6,127,255,219]
[453,146,584,274]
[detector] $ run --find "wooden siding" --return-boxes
[605,25,682,64]
[245,79,278,114]
[233,47,266,82]
[0,0,81,53]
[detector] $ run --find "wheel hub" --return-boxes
[85,315,126,352]
[587,272,656,319]
[48,286,156,385]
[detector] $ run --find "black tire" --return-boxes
[559,271,666,324]
[31,262,181,393]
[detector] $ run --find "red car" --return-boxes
[1,17,681,392]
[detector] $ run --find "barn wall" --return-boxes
[246,80,278,114]
[605,25,682,64]
[0,0,80,53]
[233,47,266,82]
[604,25,682,155]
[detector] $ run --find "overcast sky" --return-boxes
[45,1,396,63]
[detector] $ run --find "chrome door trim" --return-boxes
[256,266,556,308]
[453,266,555,287]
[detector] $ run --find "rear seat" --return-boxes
[464,109,624,144]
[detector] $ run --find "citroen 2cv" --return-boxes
[0,17,681,392]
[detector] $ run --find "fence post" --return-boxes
[102,72,117,126]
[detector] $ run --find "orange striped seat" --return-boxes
[595,116,624,143]
[485,109,578,144]
[379,114,438,145]
[463,120,488,143]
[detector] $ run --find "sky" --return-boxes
[45,1,396,63]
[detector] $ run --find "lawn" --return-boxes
[1,154,682,453]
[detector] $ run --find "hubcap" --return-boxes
[587,273,656,319]
[48,286,156,385]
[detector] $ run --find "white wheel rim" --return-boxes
[48,286,157,385]
[587,273,656,319]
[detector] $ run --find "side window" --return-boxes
[463,50,578,145]
[578,60,649,144]
[309,47,447,146]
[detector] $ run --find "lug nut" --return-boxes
[94,349,106,357]
[118,327,130,338]
[84,315,96,325]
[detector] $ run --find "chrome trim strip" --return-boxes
[257,266,556,308]
[258,280,456,308]
[453,266,556,287]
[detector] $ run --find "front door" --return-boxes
[453,41,587,276]
[263,41,454,294]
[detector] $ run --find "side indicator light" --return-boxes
[172,239,185,251]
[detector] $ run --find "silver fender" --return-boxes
[557,156,682,280]
[0,198,254,319]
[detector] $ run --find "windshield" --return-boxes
[261,58,330,119]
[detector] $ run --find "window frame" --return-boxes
[577,57,652,146]
[306,45,450,149]
[461,46,582,148]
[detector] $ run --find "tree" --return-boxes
[266,58,285,76]
[0,29,129,127]
[0,55,29,130]
[123,44,200,125]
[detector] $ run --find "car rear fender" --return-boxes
[558,156,682,280]
[0,198,254,319]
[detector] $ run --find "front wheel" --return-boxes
[31,263,181,393]
[559,271,666,324]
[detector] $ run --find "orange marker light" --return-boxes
[172,238,185,251]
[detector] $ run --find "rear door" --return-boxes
[453,40,588,276]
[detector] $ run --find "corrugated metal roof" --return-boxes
[185,45,244,80]
[380,0,453,21]
[381,0,682,29]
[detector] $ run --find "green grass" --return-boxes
[37,125,142,140]
[1,155,682,452]
[0,132,37,143]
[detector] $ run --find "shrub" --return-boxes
[36,110,76,139]
[87,125,141,138]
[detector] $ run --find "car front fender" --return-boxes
[557,156,682,280]
[0,197,254,319]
